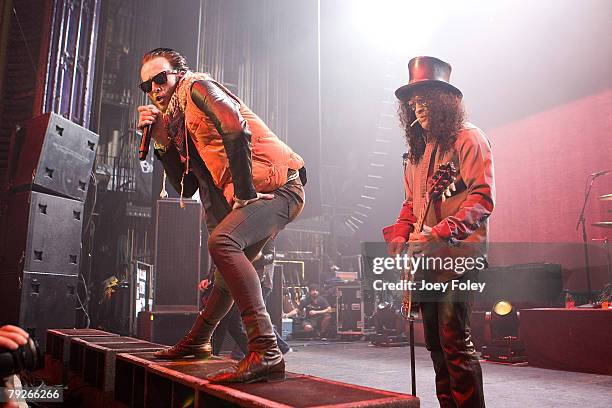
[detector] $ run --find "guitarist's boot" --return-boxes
[153,286,233,359]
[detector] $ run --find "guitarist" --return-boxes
[383,57,495,408]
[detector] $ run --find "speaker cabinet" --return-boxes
[2,191,83,274]
[10,112,99,201]
[154,198,201,309]
[0,271,77,352]
[0,192,82,352]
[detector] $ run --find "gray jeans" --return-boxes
[203,177,304,352]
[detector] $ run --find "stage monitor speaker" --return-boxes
[1,191,83,275]
[9,112,99,201]
[154,198,201,309]
[0,271,77,353]
[474,263,563,311]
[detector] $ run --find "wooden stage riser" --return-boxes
[44,329,419,408]
[82,344,165,392]
[45,329,121,384]
[46,329,119,363]
[115,354,269,408]
[115,352,419,408]
[44,330,165,394]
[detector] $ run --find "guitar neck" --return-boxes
[414,193,431,234]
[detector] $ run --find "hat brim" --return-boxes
[395,80,462,101]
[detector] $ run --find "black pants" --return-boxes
[420,273,485,408]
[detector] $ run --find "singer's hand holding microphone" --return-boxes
[137,104,170,160]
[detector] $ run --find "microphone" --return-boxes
[590,170,611,178]
[138,124,152,161]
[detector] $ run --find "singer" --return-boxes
[383,57,495,407]
[137,48,305,384]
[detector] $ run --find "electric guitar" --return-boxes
[400,161,457,319]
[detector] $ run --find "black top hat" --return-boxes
[395,56,462,101]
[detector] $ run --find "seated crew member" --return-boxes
[284,284,332,339]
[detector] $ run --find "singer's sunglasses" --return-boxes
[139,70,179,94]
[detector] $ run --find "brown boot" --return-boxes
[206,312,285,383]
[206,348,284,383]
[153,311,215,359]
[154,286,234,359]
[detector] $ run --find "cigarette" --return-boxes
[410,118,419,127]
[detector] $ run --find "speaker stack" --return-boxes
[137,198,202,344]
[0,113,98,352]
[153,198,202,309]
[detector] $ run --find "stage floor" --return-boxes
[281,340,611,408]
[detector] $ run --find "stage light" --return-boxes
[487,299,519,339]
[482,299,526,363]
[492,300,513,316]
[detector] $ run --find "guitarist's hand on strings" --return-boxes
[409,225,444,256]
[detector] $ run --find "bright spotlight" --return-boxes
[492,300,513,317]
[482,299,525,363]
[346,0,472,55]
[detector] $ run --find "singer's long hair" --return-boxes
[142,48,190,72]
[398,87,465,164]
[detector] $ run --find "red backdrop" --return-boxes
[486,89,612,290]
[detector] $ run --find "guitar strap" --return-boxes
[402,141,440,319]
[427,143,440,185]
[423,142,439,223]
[428,143,442,222]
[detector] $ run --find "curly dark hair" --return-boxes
[142,48,190,72]
[398,87,465,164]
